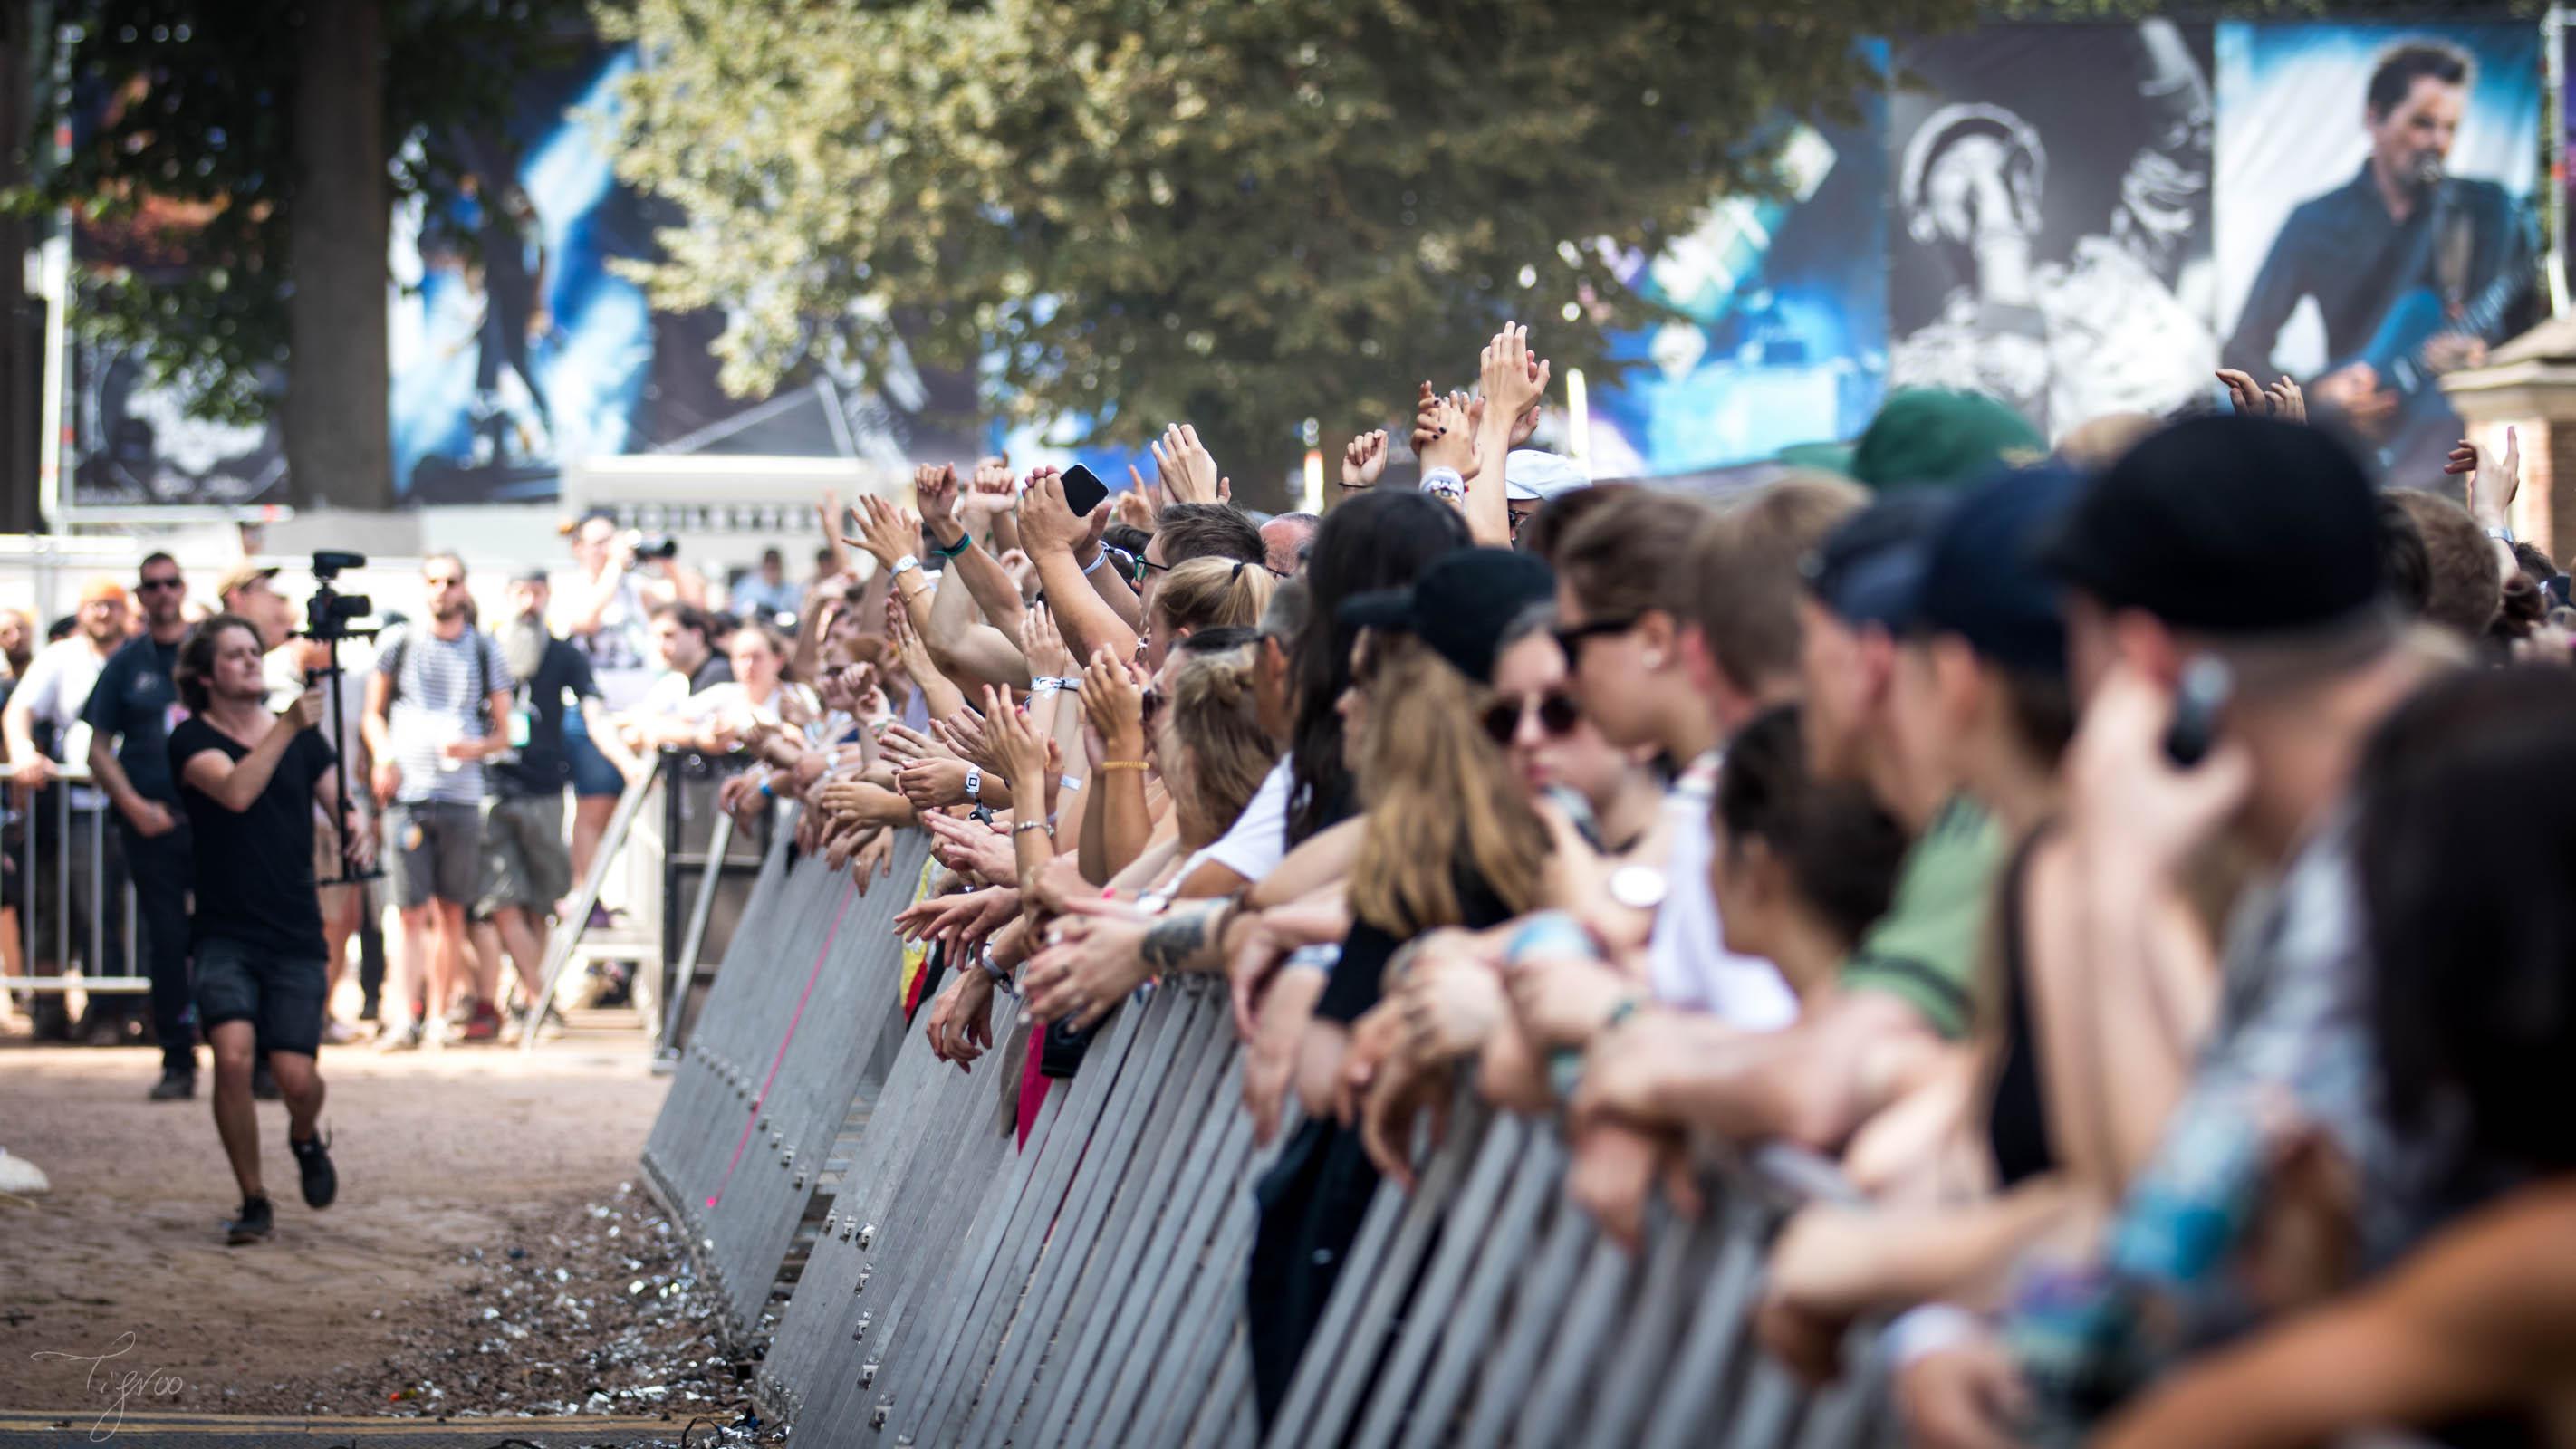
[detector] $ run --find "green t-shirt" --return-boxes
[1838,793,2004,1041]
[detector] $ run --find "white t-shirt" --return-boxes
[1647,752,1799,1029]
[1199,753,1293,883]
[14,638,111,809]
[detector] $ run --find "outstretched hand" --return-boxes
[1341,429,1389,490]
[2216,369,2304,425]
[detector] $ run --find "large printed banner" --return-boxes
[388,45,978,504]
[2216,24,2542,481]
[1587,19,2545,481]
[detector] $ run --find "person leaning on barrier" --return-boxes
[1893,417,2457,1444]
[613,601,733,754]
[5,577,134,1044]
[2096,667,2576,1449]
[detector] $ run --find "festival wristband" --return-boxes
[1419,466,1466,502]
[1504,910,1600,965]
[1080,548,1111,576]
[889,553,922,579]
[1059,774,1082,792]
[933,531,974,559]
[964,765,984,803]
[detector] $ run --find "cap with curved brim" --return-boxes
[1334,547,1555,685]
[1502,449,1593,504]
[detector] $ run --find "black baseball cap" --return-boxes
[1801,492,1958,630]
[2038,415,2385,635]
[1340,547,1555,685]
[1911,461,2085,677]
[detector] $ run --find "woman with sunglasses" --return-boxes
[1246,547,1560,1425]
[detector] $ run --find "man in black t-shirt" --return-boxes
[475,571,606,1040]
[168,613,370,1244]
[82,552,196,1096]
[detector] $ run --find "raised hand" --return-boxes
[2446,427,2522,528]
[1078,648,1148,756]
[1480,322,1551,422]
[924,809,1015,884]
[1014,466,1089,558]
[897,757,973,811]
[933,707,1001,774]
[1019,606,1077,680]
[1113,478,1158,532]
[2216,369,2303,424]
[845,494,922,571]
[1341,429,1389,490]
[983,686,1051,792]
[1151,422,1228,505]
[1415,393,1477,481]
[914,463,962,538]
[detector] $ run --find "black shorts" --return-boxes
[194,936,328,1058]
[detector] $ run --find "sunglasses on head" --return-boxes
[1481,688,1581,747]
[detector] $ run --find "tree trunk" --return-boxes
[0,3,42,533]
[285,0,393,512]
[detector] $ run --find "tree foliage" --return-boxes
[601,0,1982,480]
[12,0,588,428]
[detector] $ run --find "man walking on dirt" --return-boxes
[169,614,365,1243]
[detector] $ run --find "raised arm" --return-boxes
[1017,467,1139,663]
[180,694,325,814]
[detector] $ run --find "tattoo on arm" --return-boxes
[1141,903,1219,976]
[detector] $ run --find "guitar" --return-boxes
[2323,222,2529,469]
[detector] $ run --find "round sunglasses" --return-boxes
[1481,688,1581,747]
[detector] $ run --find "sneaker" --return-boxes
[251,1061,281,1100]
[224,1194,274,1244]
[289,1130,337,1210]
[0,1147,50,1196]
[322,1019,359,1046]
[148,1067,196,1101]
[459,1002,502,1043]
[443,997,476,1029]
[373,1020,424,1052]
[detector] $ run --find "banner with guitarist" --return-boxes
[2216,24,2542,482]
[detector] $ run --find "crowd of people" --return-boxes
[669,313,2576,1446]
[2,298,2571,1436]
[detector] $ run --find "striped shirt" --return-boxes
[373,622,514,805]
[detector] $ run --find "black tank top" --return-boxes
[1987,823,2057,1190]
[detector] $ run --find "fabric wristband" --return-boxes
[1080,548,1111,576]
[1059,774,1083,792]
[889,553,921,578]
[1881,1305,1990,1368]
[1420,466,1466,502]
[933,531,974,559]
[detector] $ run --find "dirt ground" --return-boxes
[0,1016,761,1434]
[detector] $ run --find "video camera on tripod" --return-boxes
[303,550,380,885]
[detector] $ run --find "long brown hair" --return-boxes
[1348,635,1550,934]
[1159,645,1278,848]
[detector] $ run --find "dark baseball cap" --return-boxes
[1801,492,1958,630]
[1340,547,1555,685]
[2038,415,2386,635]
[1911,461,2086,677]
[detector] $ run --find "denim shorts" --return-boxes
[561,713,626,799]
[194,936,328,1058]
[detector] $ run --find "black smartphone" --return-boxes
[1060,463,1110,518]
[2163,655,2234,769]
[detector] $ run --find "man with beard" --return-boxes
[82,554,200,1096]
[361,555,515,1049]
[474,569,611,1041]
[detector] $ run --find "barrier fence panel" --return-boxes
[646,840,1908,1447]
[638,820,932,1341]
[2,766,149,1020]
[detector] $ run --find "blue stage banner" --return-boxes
[2216,22,2542,482]
[389,43,980,505]
[1581,89,1889,479]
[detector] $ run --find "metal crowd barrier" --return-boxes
[647,844,1898,1447]
[0,762,145,1007]
[640,810,934,1339]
